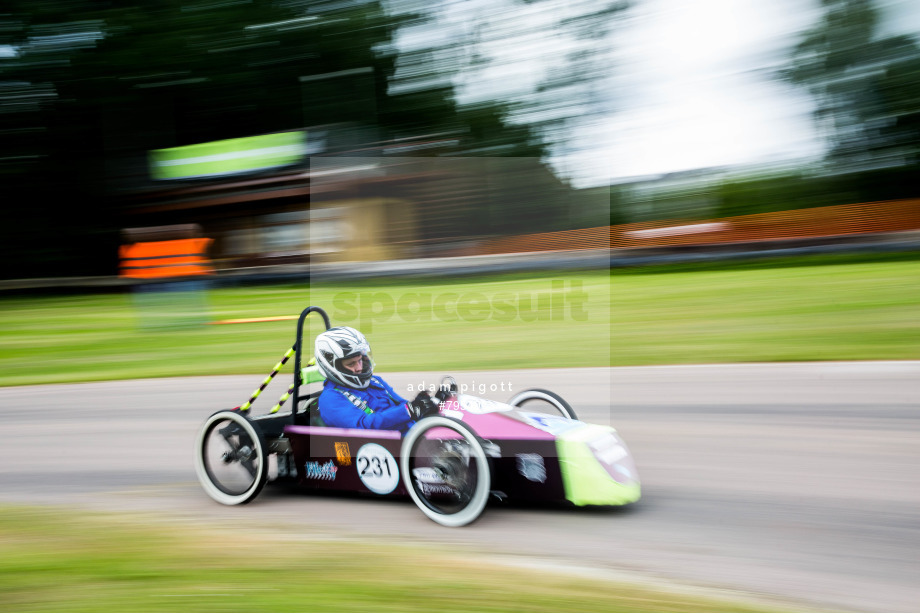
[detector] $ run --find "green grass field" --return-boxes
[2,254,910,612]
[0,253,918,387]
[0,506,773,612]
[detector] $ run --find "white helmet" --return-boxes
[314,326,374,389]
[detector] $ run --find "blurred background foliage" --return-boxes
[783,0,920,180]
[0,0,919,279]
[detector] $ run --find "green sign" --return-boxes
[149,131,307,180]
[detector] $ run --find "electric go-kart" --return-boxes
[195,307,640,526]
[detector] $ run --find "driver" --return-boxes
[314,326,439,433]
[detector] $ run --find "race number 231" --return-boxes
[356,443,399,494]
[359,455,391,478]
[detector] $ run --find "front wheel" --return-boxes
[195,410,268,505]
[507,389,578,420]
[400,417,491,527]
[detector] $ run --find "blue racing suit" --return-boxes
[317,376,415,433]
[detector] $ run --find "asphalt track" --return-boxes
[2,363,918,612]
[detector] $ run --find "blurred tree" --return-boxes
[713,170,859,219]
[0,0,570,279]
[391,0,628,161]
[379,0,629,237]
[0,2,113,278]
[514,0,629,163]
[782,0,920,198]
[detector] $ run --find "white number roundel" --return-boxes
[356,443,399,494]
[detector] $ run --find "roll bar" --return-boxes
[293,306,331,424]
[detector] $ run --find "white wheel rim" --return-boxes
[195,411,266,505]
[400,417,490,527]
[507,389,576,419]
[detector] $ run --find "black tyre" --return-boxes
[507,388,578,420]
[400,417,491,527]
[195,410,268,505]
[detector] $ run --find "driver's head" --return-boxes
[314,326,374,389]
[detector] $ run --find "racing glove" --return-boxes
[406,391,440,421]
[434,385,454,402]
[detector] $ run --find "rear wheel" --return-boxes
[195,410,268,505]
[507,388,578,420]
[400,417,490,527]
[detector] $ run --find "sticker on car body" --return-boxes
[515,453,547,483]
[356,443,399,494]
[334,441,352,466]
[305,460,338,481]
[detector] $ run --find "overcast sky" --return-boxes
[434,0,920,187]
[574,0,920,186]
[562,0,823,185]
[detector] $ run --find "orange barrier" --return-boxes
[119,238,214,279]
[612,200,920,249]
[476,200,920,254]
[478,226,611,255]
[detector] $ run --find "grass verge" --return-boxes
[0,253,918,386]
[0,506,772,613]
